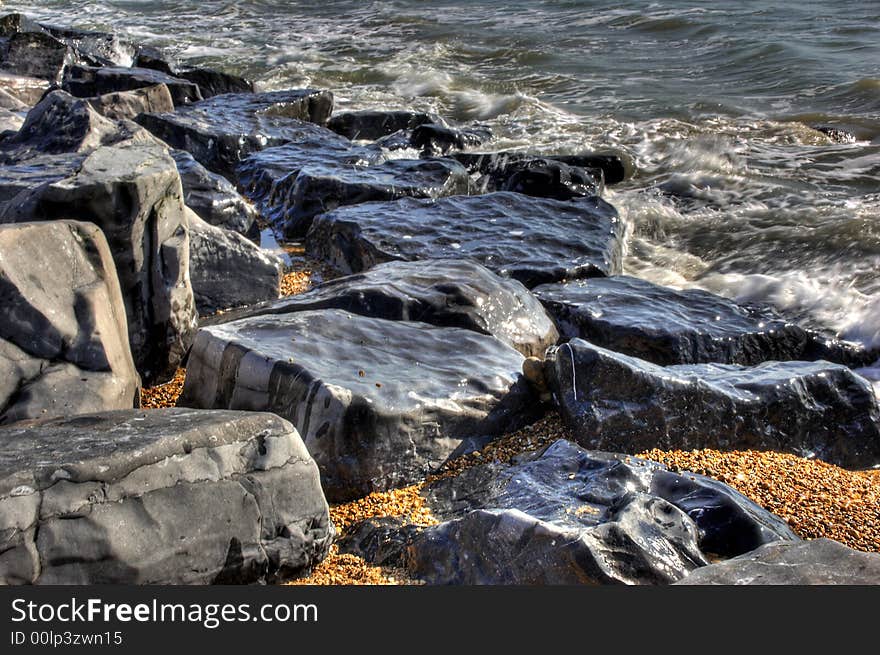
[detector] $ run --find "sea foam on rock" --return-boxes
[0,409,332,584]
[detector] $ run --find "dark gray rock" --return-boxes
[546,339,880,468]
[180,309,536,501]
[533,276,876,367]
[328,110,437,141]
[132,45,174,75]
[63,65,203,107]
[177,68,254,98]
[278,158,473,238]
[0,31,69,82]
[0,221,139,425]
[172,149,258,238]
[0,153,86,204]
[453,150,635,185]
[0,408,332,584]
[307,191,624,288]
[378,440,796,584]
[136,89,335,176]
[409,122,492,155]
[484,157,603,200]
[187,210,282,315]
[206,259,558,358]
[675,539,880,585]
[85,84,175,121]
[39,23,135,67]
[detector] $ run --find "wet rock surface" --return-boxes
[180,309,536,501]
[207,259,558,358]
[0,408,332,584]
[85,84,175,121]
[327,110,436,141]
[62,65,203,107]
[307,191,623,287]
[453,150,634,186]
[176,68,254,98]
[0,221,139,424]
[546,339,880,468]
[533,275,876,367]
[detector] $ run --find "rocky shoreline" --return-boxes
[1,13,879,585]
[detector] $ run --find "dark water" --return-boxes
[7,1,880,366]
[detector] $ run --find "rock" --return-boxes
[136,89,335,176]
[675,539,880,585]
[187,209,282,315]
[327,110,437,141]
[0,221,139,424]
[0,139,197,386]
[172,149,258,238]
[63,65,203,107]
[177,68,254,98]
[207,259,559,358]
[546,339,880,468]
[179,309,536,501]
[278,158,473,238]
[0,408,332,584]
[533,275,876,367]
[813,125,857,144]
[0,85,29,111]
[453,150,634,185]
[0,31,69,82]
[486,158,603,200]
[133,45,175,75]
[40,23,135,67]
[357,439,795,584]
[85,84,175,121]
[409,122,492,155]
[0,14,46,37]
[0,106,22,133]
[0,71,50,106]
[0,153,86,205]
[307,191,623,288]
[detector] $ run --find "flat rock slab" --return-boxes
[533,276,875,367]
[307,191,624,288]
[546,339,880,468]
[0,408,332,584]
[63,65,202,107]
[342,439,796,584]
[136,89,335,176]
[180,309,536,501]
[675,539,880,585]
[208,259,558,358]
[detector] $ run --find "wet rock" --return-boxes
[208,259,559,358]
[187,210,282,315]
[0,221,139,425]
[63,65,203,107]
[136,89,335,176]
[453,150,634,185]
[392,440,796,584]
[132,45,174,75]
[0,31,69,82]
[278,158,472,238]
[533,275,876,367]
[177,68,254,98]
[546,339,880,468]
[812,125,857,144]
[0,408,332,584]
[487,157,603,200]
[40,23,135,67]
[409,122,492,155]
[675,539,880,585]
[0,140,197,386]
[85,84,175,121]
[172,149,258,238]
[327,110,437,141]
[307,191,623,288]
[180,309,536,501]
[0,106,22,133]
[0,153,86,204]
[0,71,50,106]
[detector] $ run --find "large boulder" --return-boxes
[136,89,335,176]
[176,68,254,98]
[0,139,198,385]
[342,440,796,584]
[0,31,70,82]
[85,84,175,121]
[327,110,437,141]
[533,276,875,367]
[453,150,635,185]
[0,408,332,584]
[546,339,880,468]
[307,192,624,288]
[207,259,558,358]
[62,65,203,107]
[675,539,880,585]
[180,309,537,501]
[0,221,139,424]
[39,23,135,67]
[187,210,282,315]
[408,122,492,155]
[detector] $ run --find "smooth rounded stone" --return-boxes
[0,408,332,584]
[63,65,203,107]
[179,309,537,501]
[307,191,624,288]
[172,149,258,238]
[177,68,254,98]
[207,259,558,358]
[453,150,634,185]
[187,210,282,316]
[85,84,175,121]
[0,31,69,82]
[385,439,796,584]
[409,122,492,155]
[0,140,197,386]
[327,110,437,141]
[546,339,880,468]
[279,158,473,238]
[675,539,880,585]
[532,276,876,367]
[136,89,335,176]
[0,221,139,425]
[0,71,51,107]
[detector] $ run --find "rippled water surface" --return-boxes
[7,0,880,349]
